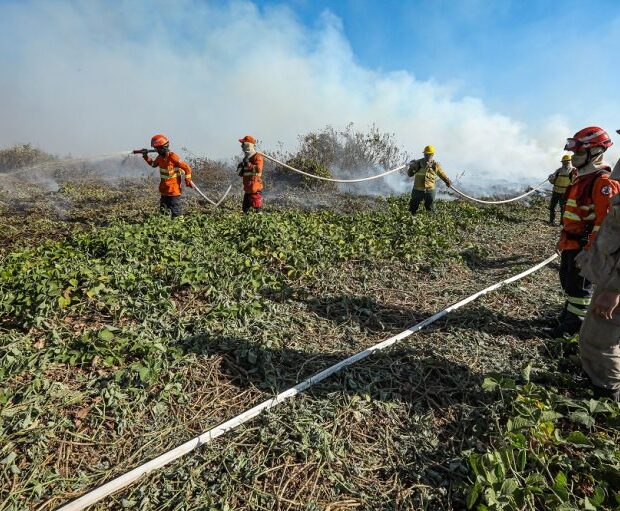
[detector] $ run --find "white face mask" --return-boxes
[242,142,256,157]
[571,151,588,169]
[424,153,434,162]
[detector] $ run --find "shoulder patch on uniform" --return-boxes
[601,185,612,195]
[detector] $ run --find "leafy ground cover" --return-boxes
[1,174,618,511]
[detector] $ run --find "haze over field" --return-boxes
[1,0,619,191]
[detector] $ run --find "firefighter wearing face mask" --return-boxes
[548,154,574,225]
[574,133,620,402]
[552,127,620,337]
[237,135,264,213]
[407,145,452,215]
[142,134,193,218]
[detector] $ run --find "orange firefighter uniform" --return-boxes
[238,135,264,213]
[556,166,619,332]
[142,134,193,218]
[145,151,193,198]
[552,127,618,336]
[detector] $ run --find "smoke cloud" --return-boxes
[1,0,617,193]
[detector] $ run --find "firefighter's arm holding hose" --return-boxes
[406,159,419,177]
[132,149,159,168]
[238,154,263,177]
[436,162,452,188]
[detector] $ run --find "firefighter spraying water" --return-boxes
[133,134,193,218]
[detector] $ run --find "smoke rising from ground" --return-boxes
[1,0,617,195]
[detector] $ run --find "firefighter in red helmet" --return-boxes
[551,127,620,336]
[142,134,193,218]
[237,135,264,213]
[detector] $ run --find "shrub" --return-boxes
[284,156,335,190]
[0,144,55,172]
[269,124,408,189]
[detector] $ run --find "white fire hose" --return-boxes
[262,153,548,205]
[56,254,558,511]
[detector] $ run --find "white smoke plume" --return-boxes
[1,0,617,195]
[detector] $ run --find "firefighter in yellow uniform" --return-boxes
[547,154,574,225]
[407,145,452,215]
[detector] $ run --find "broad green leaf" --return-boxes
[1,452,17,465]
[98,329,115,341]
[500,478,519,495]
[568,411,595,428]
[467,480,482,509]
[566,431,592,447]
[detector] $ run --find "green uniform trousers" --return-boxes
[409,188,436,215]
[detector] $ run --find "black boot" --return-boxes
[548,307,582,337]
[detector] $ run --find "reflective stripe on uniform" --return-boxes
[567,303,588,317]
[568,296,592,306]
[563,211,582,222]
[243,172,259,177]
[566,199,578,207]
[160,167,183,180]
[593,225,601,232]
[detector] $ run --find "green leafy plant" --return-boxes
[467,369,620,510]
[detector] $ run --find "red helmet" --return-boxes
[239,135,256,144]
[564,126,613,152]
[151,134,169,148]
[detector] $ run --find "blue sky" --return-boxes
[1,0,619,190]
[254,0,620,126]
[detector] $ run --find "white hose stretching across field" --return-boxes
[450,179,549,205]
[262,153,548,205]
[261,153,407,183]
[56,253,558,511]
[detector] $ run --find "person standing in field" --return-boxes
[407,145,452,215]
[548,154,574,225]
[237,135,264,213]
[142,134,193,218]
[575,131,620,402]
[552,127,619,336]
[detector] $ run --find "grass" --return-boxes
[0,171,618,511]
